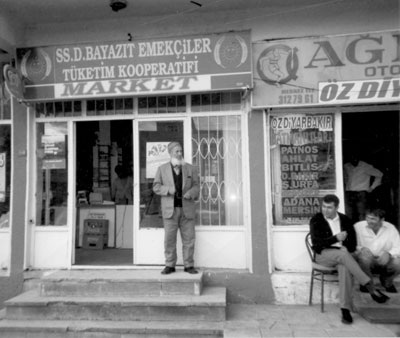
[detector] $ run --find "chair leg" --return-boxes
[309,270,314,306]
[321,274,325,313]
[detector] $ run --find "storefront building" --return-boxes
[0,1,398,305]
[253,30,400,301]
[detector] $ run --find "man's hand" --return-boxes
[336,231,348,242]
[377,251,391,265]
[183,192,192,200]
[359,247,374,257]
[169,186,176,195]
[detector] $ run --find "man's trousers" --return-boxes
[163,207,195,268]
[355,248,400,288]
[316,248,370,310]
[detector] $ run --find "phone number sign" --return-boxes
[253,30,400,107]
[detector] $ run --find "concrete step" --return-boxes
[354,281,400,324]
[0,318,224,338]
[4,287,226,322]
[40,269,203,297]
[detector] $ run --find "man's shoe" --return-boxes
[161,266,175,275]
[184,267,198,274]
[341,308,353,324]
[385,285,398,293]
[359,285,369,293]
[370,290,390,303]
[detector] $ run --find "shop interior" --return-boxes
[342,110,399,227]
[74,120,133,265]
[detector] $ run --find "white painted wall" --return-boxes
[0,12,23,53]
[8,3,399,48]
[33,229,70,268]
[273,229,310,272]
[0,231,10,271]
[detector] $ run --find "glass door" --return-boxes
[134,119,185,265]
[27,121,73,269]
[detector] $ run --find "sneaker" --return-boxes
[341,308,353,324]
[385,285,398,293]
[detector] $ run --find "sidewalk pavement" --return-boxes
[225,304,400,337]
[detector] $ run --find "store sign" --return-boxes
[16,31,252,100]
[253,30,400,107]
[270,113,336,224]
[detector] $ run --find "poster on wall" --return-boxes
[270,113,336,224]
[42,135,66,169]
[146,142,170,179]
[0,153,6,202]
[253,30,400,107]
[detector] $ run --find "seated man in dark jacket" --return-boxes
[310,194,389,324]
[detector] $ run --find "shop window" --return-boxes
[269,112,336,225]
[0,125,11,228]
[192,115,243,226]
[35,122,68,226]
[138,95,186,114]
[138,121,184,229]
[87,98,133,116]
[35,101,82,118]
[191,91,241,112]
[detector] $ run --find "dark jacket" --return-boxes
[309,212,356,254]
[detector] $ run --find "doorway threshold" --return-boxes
[71,265,162,270]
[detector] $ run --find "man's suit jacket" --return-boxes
[309,212,356,254]
[153,162,200,219]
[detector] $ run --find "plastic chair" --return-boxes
[305,232,339,312]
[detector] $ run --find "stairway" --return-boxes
[0,269,226,337]
[354,279,400,324]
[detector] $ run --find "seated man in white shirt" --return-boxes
[355,208,400,293]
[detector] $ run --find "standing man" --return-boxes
[344,154,383,223]
[355,208,400,293]
[310,194,389,324]
[153,141,200,275]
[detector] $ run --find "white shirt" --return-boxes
[344,160,383,192]
[325,214,341,247]
[354,220,400,257]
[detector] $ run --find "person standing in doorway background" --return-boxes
[344,153,383,223]
[112,165,133,205]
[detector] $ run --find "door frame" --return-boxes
[72,118,135,267]
[25,118,75,269]
[133,116,190,265]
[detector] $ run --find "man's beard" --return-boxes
[171,157,185,166]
